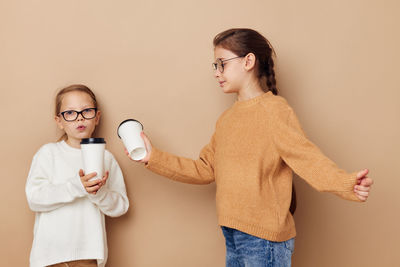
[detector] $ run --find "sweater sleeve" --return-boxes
[88,153,129,217]
[145,133,216,185]
[25,146,88,212]
[271,102,360,202]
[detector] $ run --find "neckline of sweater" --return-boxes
[59,140,81,154]
[233,91,273,108]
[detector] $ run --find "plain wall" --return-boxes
[1,0,399,266]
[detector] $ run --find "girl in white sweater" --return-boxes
[26,84,129,267]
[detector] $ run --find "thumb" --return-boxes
[140,131,152,163]
[141,132,152,152]
[79,169,85,177]
[356,168,369,180]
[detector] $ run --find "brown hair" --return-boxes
[55,84,98,141]
[213,28,278,95]
[214,29,297,214]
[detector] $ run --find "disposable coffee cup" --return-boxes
[117,119,146,160]
[80,138,106,181]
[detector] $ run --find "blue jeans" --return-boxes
[221,226,294,267]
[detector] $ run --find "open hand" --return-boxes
[354,169,373,201]
[79,169,109,194]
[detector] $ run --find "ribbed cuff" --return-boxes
[145,147,160,169]
[333,171,361,202]
[343,171,359,190]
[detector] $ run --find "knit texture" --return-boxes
[26,141,129,267]
[146,91,360,242]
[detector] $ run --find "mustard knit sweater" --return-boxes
[146,91,360,242]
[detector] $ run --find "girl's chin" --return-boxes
[222,87,237,94]
[70,132,92,141]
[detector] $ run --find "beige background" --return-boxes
[1,0,399,266]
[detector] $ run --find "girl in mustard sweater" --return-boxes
[126,28,373,267]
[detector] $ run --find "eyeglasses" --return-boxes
[212,56,243,73]
[59,108,97,122]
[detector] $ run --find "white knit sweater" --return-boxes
[26,141,129,267]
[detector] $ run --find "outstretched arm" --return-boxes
[126,132,215,185]
[271,101,373,202]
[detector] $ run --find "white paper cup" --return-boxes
[80,138,106,181]
[117,119,146,160]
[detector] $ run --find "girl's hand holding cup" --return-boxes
[117,119,151,163]
[79,169,109,194]
[124,132,152,164]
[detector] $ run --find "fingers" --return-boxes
[354,187,369,201]
[82,172,97,182]
[84,178,102,188]
[99,171,109,186]
[354,171,373,203]
[360,177,373,186]
[355,190,369,197]
[140,132,152,163]
[86,184,100,194]
[354,185,370,192]
[355,193,368,202]
[354,181,371,201]
[80,172,102,194]
[356,168,369,179]
[82,179,102,194]
[140,131,148,141]
[79,170,109,194]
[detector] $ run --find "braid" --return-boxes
[265,56,278,95]
[213,28,279,95]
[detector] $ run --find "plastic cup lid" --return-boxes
[80,138,106,144]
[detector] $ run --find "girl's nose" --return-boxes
[77,113,85,121]
[214,69,221,78]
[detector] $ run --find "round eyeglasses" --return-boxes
[59,108,97,122]
[212,56,243,73]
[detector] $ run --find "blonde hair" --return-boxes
[55,84,98,141]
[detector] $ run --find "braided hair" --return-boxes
[213,28,278,95]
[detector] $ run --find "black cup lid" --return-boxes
[80,138,106,144]
[117,119,144,138]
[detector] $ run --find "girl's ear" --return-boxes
[95,110,101,126]
[244,53,256,71]
[54,115,64,130]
